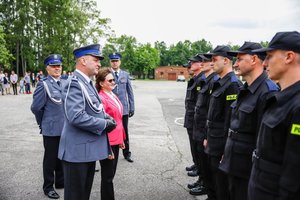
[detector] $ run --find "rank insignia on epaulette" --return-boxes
[291,124,300,136]
[226,94,237,100]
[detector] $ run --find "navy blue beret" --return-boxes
[44,54,63,66]
[73,44,104,60]
[108,52,122,60]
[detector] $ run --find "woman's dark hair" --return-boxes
[95,67,112,92]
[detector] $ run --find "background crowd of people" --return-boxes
[0,70,74,96]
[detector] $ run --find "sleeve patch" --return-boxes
[291,124,300,136]
[226,94,237,101]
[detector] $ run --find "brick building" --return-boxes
[154,66,190,81]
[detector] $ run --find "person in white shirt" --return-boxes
[10,70,18,95]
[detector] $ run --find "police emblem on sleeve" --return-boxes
[226,94,237,101]
[291,124,300,136]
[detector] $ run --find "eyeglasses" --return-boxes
[107,79,115,83]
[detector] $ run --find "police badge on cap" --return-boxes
[73,44,104,60]
[108,52,122,60]
[44,54,63,66]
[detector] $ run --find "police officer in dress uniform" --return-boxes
[218,42,279,200]
[31,54,65,199]
[109,52,135,163]
[190,54,219,200]
[184,54,206,178]
[248,31,300,200]
[58,44,116,200]
[204,46,242,200]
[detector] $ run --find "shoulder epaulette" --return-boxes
[230,74,239,82]
[71,76,78,81]
[201,73,206,80]
[265,79,279,91]
[213,74,220,81]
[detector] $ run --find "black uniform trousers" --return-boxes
[196,142,216,199]
[209,155,230,200]
[42,136,64,193]
[228,175,248,200]
[122,114,131,158]
[63,161,95,200]
[248,163,277,200]
[187,128,199,169]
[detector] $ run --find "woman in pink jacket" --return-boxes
[96,68,126,179]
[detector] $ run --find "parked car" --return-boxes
[177,75,185,82]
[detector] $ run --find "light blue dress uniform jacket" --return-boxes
[58,71,110,163]
[31,76,65,136]
[112,70,134,115]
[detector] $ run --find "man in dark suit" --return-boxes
[110,52,135,163]
[58,44,116,200]
[31,54,65,199]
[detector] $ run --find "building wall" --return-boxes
[155,66,190,80]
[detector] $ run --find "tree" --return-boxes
[154,41,169,66]
[0,0,111,75]
[103,35,138,72]
[0,26,13,70]
[134,43,160,79]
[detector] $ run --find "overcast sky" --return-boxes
[97,0,300,47]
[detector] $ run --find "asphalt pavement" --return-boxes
[0,80,207,200]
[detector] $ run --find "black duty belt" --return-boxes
[252,151,282,176]
[228,129,255,143]
[206,120,223,129]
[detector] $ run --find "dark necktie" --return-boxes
[115,71,119,80]
[57,81,61,87]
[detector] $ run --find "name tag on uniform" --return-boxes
[226,94,237,101]
[291,124,300,136]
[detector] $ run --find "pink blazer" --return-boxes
[99,90,126,145]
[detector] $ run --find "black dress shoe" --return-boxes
[187,169,199,177]
[125,157,134,163]
[185,164,196,171]
[187,181,200,189]
[45,190,60,199]
[189,185,207,196]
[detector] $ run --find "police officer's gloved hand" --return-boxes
[105,118,117,133]
[105,114,114,121]
[129,111,134,118]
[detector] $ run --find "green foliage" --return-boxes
[0,26,13,69]
[0,0,111,74]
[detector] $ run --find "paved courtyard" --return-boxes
[0,80,207,200]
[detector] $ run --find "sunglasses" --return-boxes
[107,79,115,83]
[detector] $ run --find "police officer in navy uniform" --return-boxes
[109,52,135,163]
[218,42,278,200]
[58,44,116,200]
[183,54,206,177]
[31,54,65,199]
[204,46,242,200]
[190,55,219,199]
[248,31,300,200]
